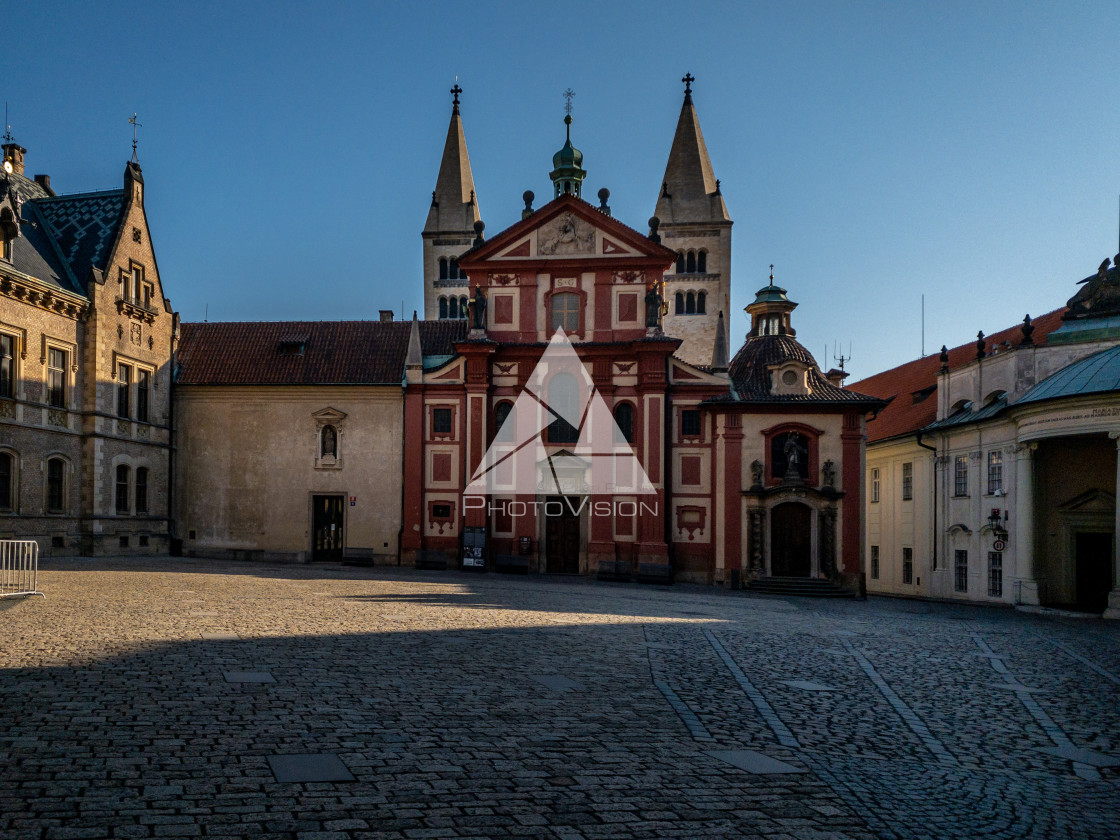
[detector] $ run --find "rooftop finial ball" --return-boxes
[523,190,534,204]
[474,220,485,233]
[598,188,610,201]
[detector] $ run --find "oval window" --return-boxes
[782,370,798,386]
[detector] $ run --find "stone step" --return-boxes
[746,576,852,598]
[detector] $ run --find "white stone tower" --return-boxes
[422,85,481,320]
[654,74,732,366]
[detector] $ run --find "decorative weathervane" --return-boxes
[769,264,775,284]
[563,88,575,116]
[129,113,142,163]
[3,102,12,143]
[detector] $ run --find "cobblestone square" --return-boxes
[3,558,1119,839]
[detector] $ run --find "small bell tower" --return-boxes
[550,89,585,198]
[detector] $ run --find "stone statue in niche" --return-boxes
[782,432,805,482]
[750,460,764,488]
[470,284,487,331]
[644,282,663,329]
[821,459,836,489]
[538,212,595,255]
[321,425,337,458]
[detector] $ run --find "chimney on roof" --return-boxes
[826,368,850,387]
[379,310,394,323]
[33,174,53,195]
[2,141,26,176]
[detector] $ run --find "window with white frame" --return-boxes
[955,549,968,592]
[902,546,913,584]
[871,468,880,502]
[954,455,968,496]
[0,332,14,398]
[988,551,1003,597]
[987,451,1003,495]
[901,462,913,500]
[117,363,131,418]
[47,347,67,408]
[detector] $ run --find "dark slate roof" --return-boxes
[1018,345,1120,405]
[707,334,883,406]
[0,172,79,293]
[849,309,1066,443]
[923,394,1008,431]
[176,320,469,386]
[34,189,125,289]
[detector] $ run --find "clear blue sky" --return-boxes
[6,1,1119,379]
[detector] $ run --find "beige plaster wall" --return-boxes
[175,386,403,563]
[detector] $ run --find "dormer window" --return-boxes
[278,339,306,356]
[769,361,812,397]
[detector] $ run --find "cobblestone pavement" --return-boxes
[3,558,1119,839]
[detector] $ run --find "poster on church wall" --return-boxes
[461,526,487,570]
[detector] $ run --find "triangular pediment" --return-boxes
[311,407,347,421]
[1058,488,1116,514]
[461,194,676,268]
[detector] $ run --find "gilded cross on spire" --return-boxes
[682,72,695,96]
[450,83,462,115]
[563,88,575,116]
[129,113,142,163]
[769,264,775,283]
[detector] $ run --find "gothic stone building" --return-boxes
[175,83,883,589]
[0,139,177,555]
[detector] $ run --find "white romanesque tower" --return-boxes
[654,74,732,366]
[423,85,481,320]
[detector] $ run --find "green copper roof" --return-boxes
[1018,345,1120,404]
[752,283,791,304]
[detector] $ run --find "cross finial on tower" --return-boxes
[769,264,774,283]
[563,88,575,116]
[682,72,695,96]
[450,83,462,115]
[129,112,142,163]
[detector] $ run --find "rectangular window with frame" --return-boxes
[0,333,14,398]
[955,549,968,592]
[117,363,131,418]
[135,467,148,514]
[136,369,150,423]
[681,409,701,438]
[954,455,968,497]
[0,451,12,510]
[116,465,131,515]
[870,545,879,580]
[987,451,1003,495]
[131,265,143,300]
[901,462,913,500]
[902,546,913,585]
[988,551,1003,597]
[870,468,880,503]
[432,407,453,435]
[46,458,64,513]
[47,348,66,408]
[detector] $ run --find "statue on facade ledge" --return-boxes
[1066,257,1120,320]
[645,282,663,331]
[469,284,487,332]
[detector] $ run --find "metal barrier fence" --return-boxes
[0,540,45,598]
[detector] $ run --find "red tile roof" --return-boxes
[176,320,467,386]
[849,309,1067,443]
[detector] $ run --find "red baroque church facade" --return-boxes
[398,86,884,587]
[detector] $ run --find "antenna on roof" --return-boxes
[921,294,925,356]
[833,341,852,372]
[204,303,208,323]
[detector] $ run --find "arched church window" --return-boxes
[439,297,448,319]
[614,402,634,444]
[697,291,706,314]
[686,251,696,273]
[494,401,514,442]
[459,296,469,319]
[676,252,686,274]
[550,292,580,333]
[321,425,337,458]
[686,292,696,315]
[46,457,66,513]
[449,257,459,279]
[675,292,684,315]
[439,257,448,280]
[697,250,707,273]
[546,373,579,444]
